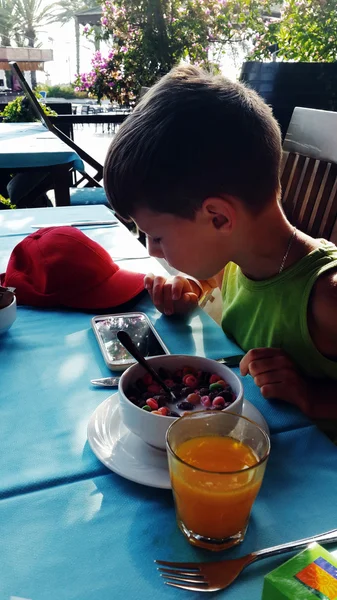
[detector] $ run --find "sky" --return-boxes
[37,20,106,85]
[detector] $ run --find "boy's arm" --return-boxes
[240,270,337,419]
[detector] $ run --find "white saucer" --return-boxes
[87,394,270,489]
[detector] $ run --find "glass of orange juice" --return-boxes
[166,411,270,551]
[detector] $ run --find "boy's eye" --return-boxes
[153,237,162,244]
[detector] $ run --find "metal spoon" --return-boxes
[91,376,120,387]
[117,330,177,401]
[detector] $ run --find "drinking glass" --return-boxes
[166,411,270,551]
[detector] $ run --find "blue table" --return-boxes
[1,205,336,599]
[0,123,85,206]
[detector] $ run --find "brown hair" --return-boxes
[104,65,282,220]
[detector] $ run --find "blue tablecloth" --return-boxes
[0,122,84,170]
[1,427,336,600]
[1,206,336,600]
[0,205,113,236]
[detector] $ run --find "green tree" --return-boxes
[75,0,271,105]
[0,0,15,46]
[14,0,57,87]
[251,0,337,62]
[54,0,100,75]
[0,0,17,86]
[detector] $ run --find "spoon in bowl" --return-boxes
[117,330,178,401]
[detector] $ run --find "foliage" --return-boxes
[251,0,337,62]
[0,195,16,209]
[0,95,57,122]
[36,83,88,99]
[75,0,271,105]
[0,0,57,47]
[0,0,16,45]
[14,0,57,46]
[0,0,58,89]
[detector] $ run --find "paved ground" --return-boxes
[73,123,117,175]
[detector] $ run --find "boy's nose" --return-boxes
[147,238,165,259]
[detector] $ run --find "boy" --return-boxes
[104,65,337,420]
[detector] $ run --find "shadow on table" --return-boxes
[89,471,265,597]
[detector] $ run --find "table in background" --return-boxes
[0,122,84,206]
[1,205,336,600]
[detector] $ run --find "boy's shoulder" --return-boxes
[309,267,337,359]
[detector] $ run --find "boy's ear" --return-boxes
[202,196,236,232]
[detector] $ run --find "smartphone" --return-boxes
[91,312,170,371]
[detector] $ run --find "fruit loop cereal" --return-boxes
[126,366,236,417]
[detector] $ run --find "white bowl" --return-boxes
[118,355,244,450]
[0,296,17,335]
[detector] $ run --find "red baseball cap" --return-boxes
[0,226,146,309]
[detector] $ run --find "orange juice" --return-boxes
[171,435,263,540]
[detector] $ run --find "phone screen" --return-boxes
[94,314,168,365]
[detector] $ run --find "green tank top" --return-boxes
[221,240,337,379]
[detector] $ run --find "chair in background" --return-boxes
[281,107,337,244]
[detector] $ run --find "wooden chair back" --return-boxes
[281,107,337,241]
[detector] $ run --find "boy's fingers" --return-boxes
[163,284,174,316]
[172,292,199,313]
[183,292,199,305]
[260,382,290,402]
[239,355,250,376]
[254,368,294,388]
[240,347,284,376]
[171,277,185,301]
[144,273,155,290]
[152,277,166,307]
[247,355,292,378]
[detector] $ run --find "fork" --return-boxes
[155,528,337,592]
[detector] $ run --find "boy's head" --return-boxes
[104,65,282,278]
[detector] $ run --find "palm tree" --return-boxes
[55,0,100,74]
[0,0,20,86]
[0,0,15,46]
[14,0,57,87]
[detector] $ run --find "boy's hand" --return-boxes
[240,348,309,412]
[144,274,200,316]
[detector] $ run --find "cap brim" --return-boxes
[65,267,145,310]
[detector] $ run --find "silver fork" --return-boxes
[155,528,337,592]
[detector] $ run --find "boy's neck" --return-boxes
[234,204,319,281]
